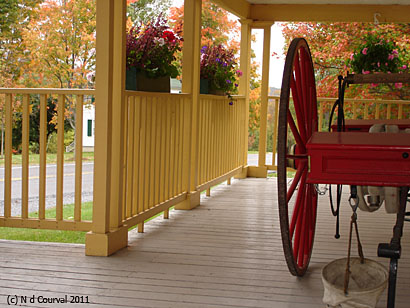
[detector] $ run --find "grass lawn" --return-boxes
[0,202,93,244]
[0,201,172,244]
[0,152,94,166]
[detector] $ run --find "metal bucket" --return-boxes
[322,257,388,308]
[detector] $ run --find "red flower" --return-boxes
[162,30,175,41]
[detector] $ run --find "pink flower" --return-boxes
[388,54,395,60]
[350,53,354,60]
[370,83,378,88]
[401,65,407,69]
[377,62,380,67]
[362,70,370,74]
[362,48,368,55]
[392,50,398,55]
[395,83,403,89]
[236,70,243,77]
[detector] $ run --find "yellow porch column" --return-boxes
[85,0,128,256]
[235,19,252,179]
[248,22,272,178]
[175,0,202,210]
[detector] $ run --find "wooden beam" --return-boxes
[250,4,410,23]
[211,0,250,19]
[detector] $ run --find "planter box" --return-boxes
[200,78,225,96]
[126,68,170,92]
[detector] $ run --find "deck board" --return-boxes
[0,177,409,307]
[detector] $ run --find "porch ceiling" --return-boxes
[214,0,410,23]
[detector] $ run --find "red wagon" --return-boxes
[278,38,410,308]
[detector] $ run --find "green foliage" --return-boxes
[64,129,75,148]
[127,0,172,26]
[46,132,57,154]
[348,35,406,74]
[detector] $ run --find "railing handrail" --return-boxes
[268,95,410,105]
[0,88,95,95]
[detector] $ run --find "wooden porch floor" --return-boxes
[0,177,409,307]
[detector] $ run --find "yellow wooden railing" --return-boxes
[0,88,247,239]
[120,92,247,231]
[121,91,190,231]
[0,88,94,230]
[197,95,247,194]
[264,95,410,171]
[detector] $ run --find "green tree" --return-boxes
[127,0,172,25]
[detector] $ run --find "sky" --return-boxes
[171,0,286,88]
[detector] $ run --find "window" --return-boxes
[87,120,92,137]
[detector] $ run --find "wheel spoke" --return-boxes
[290,167,307,239]
[287,160,306,203]
[290,71,308,143]
[287,111,307,152]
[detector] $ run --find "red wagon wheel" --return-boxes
[278,38,318,276]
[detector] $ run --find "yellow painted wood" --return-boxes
[144,98,152,211]
[198,99,204,185]
[132,97,141,215]
[247,165,268,178]
[138,97,147,215]
[271,98,279,168]
[56,94,65,221]
[181,0,201,194]
[159,99,166,203]
[74,95,84,222]
[125,98,135,219]
[318,101,324,131]
[178,99,185,193]
[125,193,186,227]
[169,102,176,197]
[211,0,250,19]
[85,226,128,256]
[196,166,242,194]
[164,99,171,201]
[206,188,211,196]
[257,24,272,168]
[92,0,114,235]
[4,94,12,218]
[227,177,231,185]
[163,209,169,219]
[21,94,30,218]
[398,103,403,119]
[0,218,92,231]
[39,94,47,220]
[138,222,144,233]
[149,98,157,208]
[0,88,95,95]
[364,103,369,119]
[154,98,162,206]
[250,4,410,23]
[387,103,392,119]
[109,0,126,230]
[376,103,380,119]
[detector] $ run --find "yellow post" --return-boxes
[175,0,202,210]
[235,19,252,179]
[85,0,128,256]
[249,22,272,178]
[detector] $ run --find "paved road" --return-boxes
[0,163,94,216]
[0,154,274,216]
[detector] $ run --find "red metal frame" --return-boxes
[307,132,410,187]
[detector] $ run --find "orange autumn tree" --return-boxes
[20,0,96,130]
[282,22,410,100]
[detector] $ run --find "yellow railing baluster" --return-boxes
[387,103,392,119]
[56,94,65,221]
[154,98,161,206]
[22,94,30,218]
[375,103,380,119]
[74,95,83,222]
[4,94,12,218]
[39,94,47,220]
[398,103,403,119]
[126,97,134,219]
[135,97,141,216]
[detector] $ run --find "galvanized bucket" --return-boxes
[322,257,388,308]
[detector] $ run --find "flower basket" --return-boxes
[126,15,181,91]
